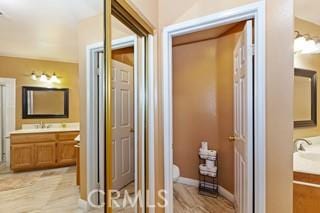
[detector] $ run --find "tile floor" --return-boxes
[0,166,234,213]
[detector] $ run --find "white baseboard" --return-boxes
[175,177,234,203]
[78,199,89,212]
[176,177,199,187]
[218,185,234,203]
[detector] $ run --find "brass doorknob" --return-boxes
[130,128,134,133]
[228,136,236,141]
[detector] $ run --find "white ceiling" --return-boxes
[295,0,320,25]
[0,0,103,63]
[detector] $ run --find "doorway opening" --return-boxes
[172,20,247,212]
[163,3,266,213]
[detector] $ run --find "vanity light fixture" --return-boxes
[50,73,61,84]
[31,72,61,84]
[295,31,320,54]
[39,73,48,82]
[31,72,37,81]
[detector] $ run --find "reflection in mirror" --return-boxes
[111,15,137,212]
[294,1,320,210]
[0,1,104,212]
[293,68,317,128]
[294,76,311,120]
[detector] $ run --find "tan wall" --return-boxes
[294,18,320,139]
[78,14,104,200]
[0,56,79,129]
[266,0,293,213]
[173,33,238,193]
[173,38,219,180]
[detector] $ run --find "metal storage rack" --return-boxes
[198,153,218,197]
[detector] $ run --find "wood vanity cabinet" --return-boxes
[56,141,77,165]
[10,131,79,171]
[11,144,34,170]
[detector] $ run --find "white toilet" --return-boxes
[173,164,180,182]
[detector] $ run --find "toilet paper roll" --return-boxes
[206,160,214,168]
[201,141,208,150]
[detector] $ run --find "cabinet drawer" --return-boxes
[57,132,79,141]
[11,133,56,144]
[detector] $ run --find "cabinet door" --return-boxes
[11,144,34,170]
[34,142,56,168]
[56,141,77,165]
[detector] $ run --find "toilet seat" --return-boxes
[173,164,180,181]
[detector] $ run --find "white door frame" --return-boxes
[162,2,266,213]
[86,41,104,204]
[0,78,16,166]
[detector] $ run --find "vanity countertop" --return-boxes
[10,128,80,135]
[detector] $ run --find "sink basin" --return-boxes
[298,151,320,161]
[294,151,320,175]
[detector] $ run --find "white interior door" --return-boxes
[112,60,134,190]
[233,20,253,213]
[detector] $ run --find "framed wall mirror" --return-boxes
[22,86,69,119]
[294,68,317,128]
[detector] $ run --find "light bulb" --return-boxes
[31,72,37,81]
[50,73,61,84]
[315,42,320,54]
[302,39,317,54]
[40,73,48,82]
[294,36,306,53]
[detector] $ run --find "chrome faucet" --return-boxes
[294,138,312,151]
[40,121,46,129]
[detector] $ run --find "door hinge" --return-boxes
[251,44,255,56]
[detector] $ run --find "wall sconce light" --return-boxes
[50,73,61,84]
[39,73,48,82]
[31,72,61,84]
[31,72,37,81]
[295,31,320,54]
